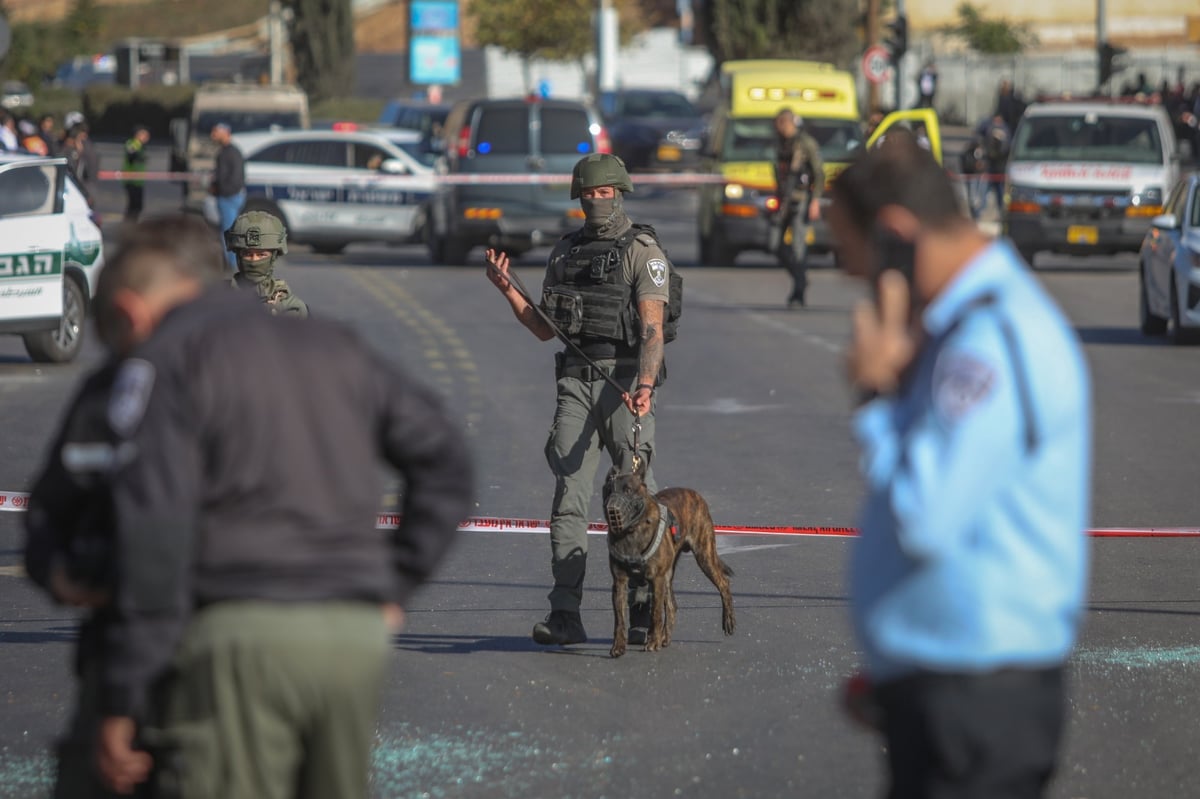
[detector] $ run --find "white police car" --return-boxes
[233,126,437,255]
[0,154,104,363]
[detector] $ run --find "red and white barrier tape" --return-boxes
[2,489,1197,538]
[96,170,727,187]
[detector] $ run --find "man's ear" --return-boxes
[876,204,920,242]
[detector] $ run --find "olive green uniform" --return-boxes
[233,260,308,317]
[541,225,671,612]
[774,130,824,303]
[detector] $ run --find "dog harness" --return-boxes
[608,500,678,572]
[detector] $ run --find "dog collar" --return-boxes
[609,501,675,569]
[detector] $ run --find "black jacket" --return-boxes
[96,289,473,718]
[212,142,245,197]
[25,360,123,593]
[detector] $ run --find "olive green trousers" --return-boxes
[150,601,390,799]
[544,370,656,612]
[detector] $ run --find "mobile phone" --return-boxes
[870,227,916,302]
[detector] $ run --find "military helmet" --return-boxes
[225,210,287,254]
[570,153,633,199]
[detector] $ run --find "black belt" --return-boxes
[556,354,639,383]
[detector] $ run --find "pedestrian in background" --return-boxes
[916,61,937,108]
[0,110,19,151]
[772,108,823,308]
[76,214,472,797]
[995,79,1025,134]
[828,134,1091,798]
[121,125,151,221]
[210,122,246,269]
[18,118,48,155]
[38,113,61,156]
[65,111,101,201]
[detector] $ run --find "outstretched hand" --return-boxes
[484,249,512,293]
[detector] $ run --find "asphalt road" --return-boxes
[1,159,1198,798]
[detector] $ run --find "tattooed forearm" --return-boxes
[637,300,665,384]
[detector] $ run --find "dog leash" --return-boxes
[486,258,631,398]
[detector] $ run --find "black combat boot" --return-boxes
[532,610,588,645]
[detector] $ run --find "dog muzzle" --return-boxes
[605,492,646,532]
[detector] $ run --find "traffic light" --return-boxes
[1098,41,1128,88]
[884,15,908,62]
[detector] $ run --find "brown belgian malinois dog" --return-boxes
[602,460,735,658]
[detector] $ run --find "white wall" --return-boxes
[484,28,714,102]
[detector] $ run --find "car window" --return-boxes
[474,107,530,155]
[0,164,57,217]
[623,92,697,118]
[353,143,392,170]
[250,140,347,167]
[195,110,304,134]
[1163,182,1186,217]
[540,107,594,156]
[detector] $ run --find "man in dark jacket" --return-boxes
[210,123,246,269]
[28,214,473,798]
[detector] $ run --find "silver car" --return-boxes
[1139,173,1200,344]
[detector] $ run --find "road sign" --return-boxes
[862,45,891,85]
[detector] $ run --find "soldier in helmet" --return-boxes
[225,211,309,317]
[773,108,824,308]
[485,153,676,648]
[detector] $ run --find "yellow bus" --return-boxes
[698,59,940,265]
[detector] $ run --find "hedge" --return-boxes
[81,84,196,138]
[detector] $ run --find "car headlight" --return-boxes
[724,183,745,200]
[1130,188,1163,207]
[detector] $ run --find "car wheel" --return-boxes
[1139,264,1168,336]
[1169,276,1198,345]
[23,276,86,363]
[311,242,347,255]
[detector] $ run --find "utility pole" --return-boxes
[269,0,284,86]
[865,0,880,112]
[892,0,905,111]
[596,0,619,96]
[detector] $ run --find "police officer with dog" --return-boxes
[225,210,309,317]
[485,153,678,647]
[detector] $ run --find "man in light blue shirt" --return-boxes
[828,133,1091,799]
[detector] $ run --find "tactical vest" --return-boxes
[542,224,681,360]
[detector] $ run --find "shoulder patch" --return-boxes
[932,351,995,421]
[646,258,668,288]
[107,359,157,437]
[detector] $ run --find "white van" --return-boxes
[1004,100,1179,266]
[0,155,105,363]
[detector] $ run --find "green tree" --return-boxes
[64,0,104,54]
[941,2,1036,55]
[287,0,356,102]
[470,0,646,93]
[697,0,860,68]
